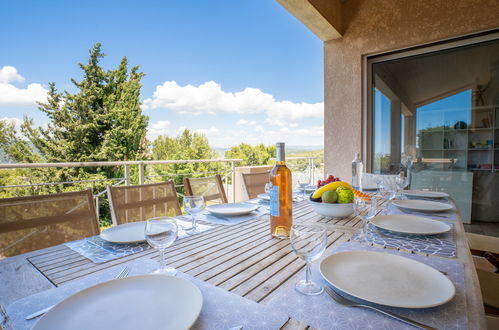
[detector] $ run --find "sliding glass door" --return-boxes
[369,34,499,223]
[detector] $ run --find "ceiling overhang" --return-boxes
[276,0,343,41]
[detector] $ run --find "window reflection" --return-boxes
[370,38,499,223]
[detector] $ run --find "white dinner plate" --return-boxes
[320,251,455,308]
[370,214,451,235]
[403,190,449,199]
[393,199,453,212]
[34,275,203,330]
[257,193,270,201]
[206,203,259,216]
[100,221,147,243]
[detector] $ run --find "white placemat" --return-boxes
[352,222,457,258]
[64,219,213,263]
[267,241,468,330]
[7,258,289,330]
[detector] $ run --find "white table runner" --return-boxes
[7,258,289,330]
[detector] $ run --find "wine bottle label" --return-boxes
[270,186,279,216]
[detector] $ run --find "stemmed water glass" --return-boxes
[353,197,378,242]
[145,217,178,275]
[298,172,311,200]
[378,180,396,213]
[374,175,384,196]
[395,175,409,198]
[183,196,205,235]
[290,224,327,295]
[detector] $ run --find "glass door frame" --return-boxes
[362,29,499,172]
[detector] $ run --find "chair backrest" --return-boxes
[107,181,182,225]
[241,171,270,199]
[0,189,99,258]
[183,174,228,205]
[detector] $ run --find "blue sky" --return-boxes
[0,0,324,148]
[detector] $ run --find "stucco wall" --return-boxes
[324,0,499,180]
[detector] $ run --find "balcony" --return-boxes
[0,156,323,226]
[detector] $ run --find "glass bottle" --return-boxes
[351,153,363,189]
[270,142,292,238]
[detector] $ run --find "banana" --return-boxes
[312,181,352,199]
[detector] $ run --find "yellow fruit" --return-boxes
[312,181,352,199]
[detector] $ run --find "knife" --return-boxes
[25,304,55,320]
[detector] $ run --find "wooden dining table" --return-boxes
[0,199,487,329]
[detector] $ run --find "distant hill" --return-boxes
[213,147,229,158]
[286,145,323,154]
[213,145,324,159]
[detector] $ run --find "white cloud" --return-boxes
[0,66,25,83]
[198,124,324,148]
[1,117,23,129]
[236,119,257,126]
[152,120,171,130]
[195,126,220,136]
[264,118,298,127]
[147,120,171,140]
[0,66,48,107]
[143,80,323,123]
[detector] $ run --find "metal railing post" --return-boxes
[231,161,236,203]
[94,196,100,220]
[124,165,131,186]
[138,163,145,185]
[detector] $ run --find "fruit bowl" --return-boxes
[308,200,354,219]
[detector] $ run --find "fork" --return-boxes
[25,266,131,320]
[324,286,436,330]
[1,304,13,330]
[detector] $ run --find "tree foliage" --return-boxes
[224,143,275,166]
[151,129,226,187]
[3,43,148,166]
[0,43,148,225]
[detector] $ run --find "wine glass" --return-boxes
[354,197,378,242]
[378,179,396,212]
[395,176,409,198]
[290,224,327,295]
[374,175,384,196]
[145,217,178,275]
[298,171,311,200]
[183,196,205,235]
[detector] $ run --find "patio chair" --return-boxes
[467,233,499,270]
[183,174,228,205]
[0,189,99,258]
[107,181,182,225]
[241,171,270,199]
[466,233,499,314]
[477,269,499,314]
